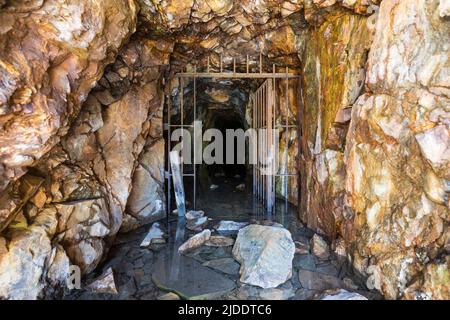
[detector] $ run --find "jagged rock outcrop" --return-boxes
[300,9,374,238]
[0,0,138,193]
[344,0,449,299]
[0,25,173,298]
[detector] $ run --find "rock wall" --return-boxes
[344,0,449,300]
[299,0,449,299]
[0,0,137,194]
[300,9,373,238]
[0,32,172,298]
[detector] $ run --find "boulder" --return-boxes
[178,229,211,253]
[232,225,295,289]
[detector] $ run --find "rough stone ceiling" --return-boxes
[135,0,380,74]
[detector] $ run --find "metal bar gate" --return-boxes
[165,55,299,219]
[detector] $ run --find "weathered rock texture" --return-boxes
[300,0,449,299]
[233,225,295,288]
[300,8,374,240]
[344,0,449,300]
[0,1,172,297]
[0,0,138,192]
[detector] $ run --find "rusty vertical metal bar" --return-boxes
[267,78,274,214]
[272,64,276,213]
[233,57,236,74]
[220,54,223,73]
[256,88,260,200]
[180,76,184,178]
[259,53,263,74]
[262,82,266,206]
[258,87,261,201]
[252,94,256,196]
[246,55,249,74]
[285,66,289,207]
[167,87,172,221]
[193,66,197,210]
[207,56,210,73]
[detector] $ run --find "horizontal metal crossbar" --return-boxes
[176,72,300,79]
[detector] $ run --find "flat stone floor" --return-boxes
[65,176,381,300]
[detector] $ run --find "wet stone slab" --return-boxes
[202,258,240,276]
[152,253,236,300]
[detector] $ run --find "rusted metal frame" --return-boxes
[252,94,256,197]
[284,67,289,207]
[166,70,199,218]
[271,65,277,214]
[193,67,197,210]
[168,55,300,221]
[177,73,299,79]
[266,70,275,214]
[259,86,263,201]
[166,86,172,222]
[180,77,184,178]
[257,87,261,200]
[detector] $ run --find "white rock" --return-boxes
[185,210,205,220]
[178,229,211,253]
[85,268,118,294]
[210,184,219,190]
[310,234,330,260]
[140,222,165,247]
[235,183,246,191]
[320,289,368,300]
[216,220,249,231]
[439,0,450,17]
[232,225,295,289]
[186,216,208,231]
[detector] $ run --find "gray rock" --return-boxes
[293,254,316,271]
[292,288,320,300]
[320,289,368,300]
[85,268,118,294]
[185,210,205,220]
[233,224,295,289]
[205,235,235,247]
[202,258,240,275]
[294,241,310,254]
[298,269,343,291]
[258,282,296,300]
[186,216,208,231]
[216,220,248,232]
[316,262,340,277]
[310,234,330,260]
